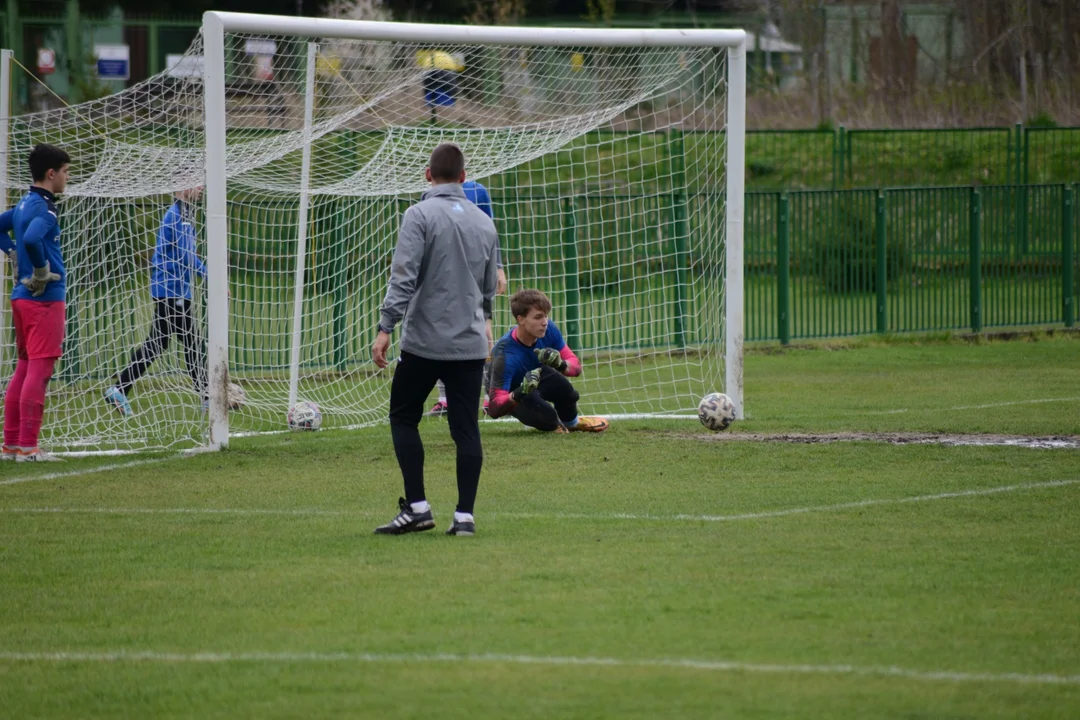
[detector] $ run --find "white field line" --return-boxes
[499,479,1080,521]
[856,396,1080,416]
[0,506,351,516]
[1,479,1075,523]
[0,649,1075,686]
[0,458,172,487]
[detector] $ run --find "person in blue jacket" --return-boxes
[106,186,206,415]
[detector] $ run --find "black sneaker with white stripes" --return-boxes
[374,497,435,535]
[445,520,475,536]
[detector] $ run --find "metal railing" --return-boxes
[746,125,1080,190]
[748,184,1077,342]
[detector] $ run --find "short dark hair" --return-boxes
[428,143,465,183]
[511,288,553,320]
[29,144,71,182]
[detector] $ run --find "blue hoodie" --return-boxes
[150,199,205,300]
[462,180,501,269]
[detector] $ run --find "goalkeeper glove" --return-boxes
[534,347,568,373]
[21,261,62,298]
[511,369,541,402]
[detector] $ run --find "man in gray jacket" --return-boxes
[371,143,501,537]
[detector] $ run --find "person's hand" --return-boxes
[497,267,507,295]
[372,330,391,369]
[512,369,541,402]
[20,261,61,297]
[535,347,568,373]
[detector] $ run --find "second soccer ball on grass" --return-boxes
[287,401,322,431]
[227,383,246,410]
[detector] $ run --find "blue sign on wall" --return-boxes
[95,45,130,81]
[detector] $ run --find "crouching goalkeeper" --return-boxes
[486,288,608,433]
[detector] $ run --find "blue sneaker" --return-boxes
[105,386,132,416]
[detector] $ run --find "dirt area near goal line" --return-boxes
[664,431,1080,450]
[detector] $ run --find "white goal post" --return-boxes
[200,12,747,450]
[0,15,744,455]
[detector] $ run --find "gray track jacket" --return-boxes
[378,183,500,361]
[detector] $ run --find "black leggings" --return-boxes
[512,365,580,432]
[389,351,486,514]
[117,298,207,398]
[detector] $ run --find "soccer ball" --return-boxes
[698,392,736,432]
[287,400,322,431]
[227,383,246,410]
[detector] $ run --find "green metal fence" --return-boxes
[744,125,1080,191]
[750,184,1078,342]
[38,181,1078,383]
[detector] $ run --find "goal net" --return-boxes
[0,16,745,454]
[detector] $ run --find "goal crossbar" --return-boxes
[204,12,747,48]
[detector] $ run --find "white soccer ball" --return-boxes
[227,383,246,410]
[288,400,322,431]
[698,392,736,432]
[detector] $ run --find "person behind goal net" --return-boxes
[105,185,208,415]
[486,288,609,433]
[1,144,71,463]
[426,179,506,418]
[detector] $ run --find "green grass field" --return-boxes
[2,333,1080,718]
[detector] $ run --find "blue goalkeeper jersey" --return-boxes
[0,223,13,256]
[1,186,66,303]
[150,199,205,300]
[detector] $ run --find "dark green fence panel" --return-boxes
[885,187,972,333]
[744,130,836,190]
[744,192,779,340]
[228,199,299,373]
[1024,128,1080,185]
[60,197,163,382]
[1071,184,1079,328]
[846,128,1014,188]
[573,193,679,350]
[980,185,1064,328]
[786,189,879,338]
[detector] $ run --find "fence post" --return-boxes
[330,131,355,372]
[561,196,581,351]
[835,125,845,189]
[777,192,790,345]
[1015,123,1024,185]
[876,191,888,334]
[1013,123,1029,257]
[668,127,689,350]
[331,198,349,372]
[148,20,161,76]
[65,0,82,103]
[1064,184,1075,328]
[970,187,983,333]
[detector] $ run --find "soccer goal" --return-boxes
[0,14,745,454]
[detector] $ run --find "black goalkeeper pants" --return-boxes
[117,298,207,398]
[389,351,486,514]
[512,365,580,432]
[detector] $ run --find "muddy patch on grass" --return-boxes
[663,431,1080,449]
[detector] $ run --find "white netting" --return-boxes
[0,27,732,453]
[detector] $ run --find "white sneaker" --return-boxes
[15,448,64,463]
[0,446,17,462]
